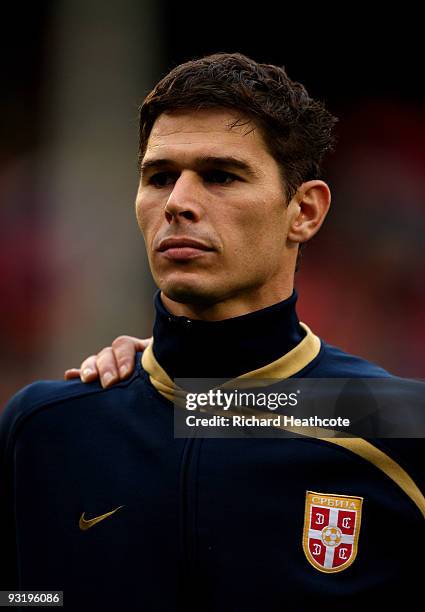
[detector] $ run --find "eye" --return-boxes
[203,170,239,185]
[148,172,178,187]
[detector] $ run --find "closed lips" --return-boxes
[157,238,213,251]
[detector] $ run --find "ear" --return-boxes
[287,180,331,244]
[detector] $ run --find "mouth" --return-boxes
[156,237,215,261]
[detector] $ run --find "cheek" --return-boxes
[230,205,287,264]
[233,203,284,244]
[135,197,162,240]
[219,216,264,269]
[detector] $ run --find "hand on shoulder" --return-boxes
[64,336,152,388]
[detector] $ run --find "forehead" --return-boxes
[144,108,274,164]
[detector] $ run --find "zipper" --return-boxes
[178,435,201,602]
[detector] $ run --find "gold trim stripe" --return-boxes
[323,438,425,518]
[141,321,321,400]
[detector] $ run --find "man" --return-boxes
[1,53,423,611]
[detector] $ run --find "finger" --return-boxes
[111,336,152,379]
[78,356,100,383]
[64,368,81,380]
[96,347,120,388]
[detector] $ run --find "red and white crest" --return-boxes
[302,491,363,573]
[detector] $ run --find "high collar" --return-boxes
[152,290,306,379]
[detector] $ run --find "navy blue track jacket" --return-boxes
[0,292,423,610]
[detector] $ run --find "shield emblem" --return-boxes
[302,491,363,573]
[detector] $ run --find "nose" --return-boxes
[164,171,203,224]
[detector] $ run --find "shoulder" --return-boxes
[0,379,103,446]
[306,339,393,378]
[0,361,148,452]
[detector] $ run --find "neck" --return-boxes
[152,289,305,379]
[160,285,295,321]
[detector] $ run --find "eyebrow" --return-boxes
[140,155,260,178]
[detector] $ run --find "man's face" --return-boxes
[135,108,299,315]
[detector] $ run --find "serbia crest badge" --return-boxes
[302,491,363,573]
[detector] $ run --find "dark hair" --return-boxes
[138,52,338,201]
